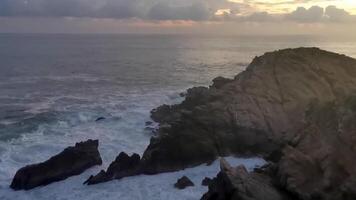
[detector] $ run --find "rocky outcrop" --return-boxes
[140,48,356,174]
[203,96,356,200]
[174,176,194,189]
[83,48,356,187]
[84,152,141,185]
[10,139,102,190]
[201,159,290,200]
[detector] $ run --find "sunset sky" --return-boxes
[0,0,356,36]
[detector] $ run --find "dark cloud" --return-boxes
[0,0,221,21]
[0,0,145,18]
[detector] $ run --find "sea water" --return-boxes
[0,34,356,200]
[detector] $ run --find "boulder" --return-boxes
[10,139,102,190]
[174,176,194,189]
[85,152,141,185]
[201,159,290,200]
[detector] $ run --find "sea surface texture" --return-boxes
[0,34,356,200]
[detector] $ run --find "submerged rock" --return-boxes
[141,47,356,174]
[10,139,102,190]
[84,152,141,185]
[174,176,194,189]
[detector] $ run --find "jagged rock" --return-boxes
[277,97,356,200]
[85,152,141,185]
[10,139,102,190]
[201,159,290,200]
[174,176,194,189]
[202,177,213,186]
[141,48,356,174]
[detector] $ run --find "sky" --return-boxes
[0,0,356,36]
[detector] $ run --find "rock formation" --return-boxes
[201,159,290,200]
[140,47,356,174]
[203,96,356,200]
[84,152,141,185]
[85,48,356,192]
[10,139,102,190]
[276,97,356,200]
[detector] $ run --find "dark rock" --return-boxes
[201,159,290,200]
[85,152,141,185]
[174,176,194,189]
[10,139,102,190]
[95,117,106,122]
[202,177,212,186]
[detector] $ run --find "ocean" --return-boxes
[0,33,356,200]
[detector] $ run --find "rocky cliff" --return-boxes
[203,97,356,200]
[140,47,356,174]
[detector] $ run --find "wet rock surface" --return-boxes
[10,139,102,190]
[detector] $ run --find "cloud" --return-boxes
[286,6,324,22]
[147,2,211,21]
[0,0,226,20]
[285,5,356,23]
[325,5,354,22]
[0,0,146,18]
[0,0,355,24]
